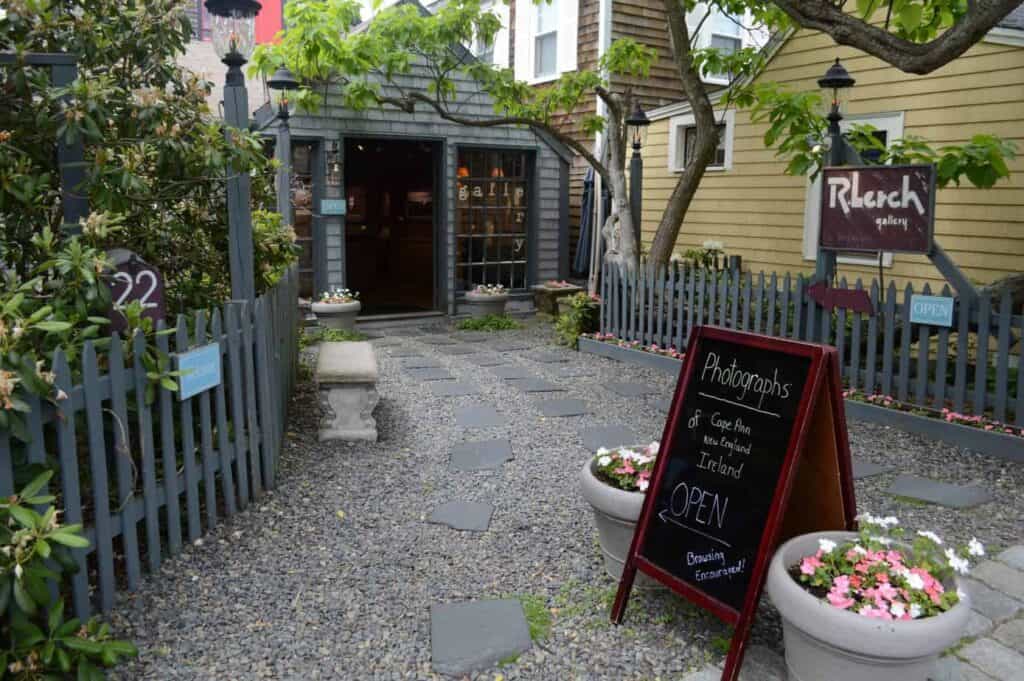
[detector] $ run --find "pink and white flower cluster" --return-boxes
[586,333,685,360]
[592,442,659,492]
[842,389,1023,438]
[795,514,984,621]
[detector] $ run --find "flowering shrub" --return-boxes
[585,333,685,360]
[843,388,1023,438]
[472,284,507,296]
[592,442,659,492]
[794,514,985,621]
[554,292,601,348]
[319,288,359,304]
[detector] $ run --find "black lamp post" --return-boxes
[626,100,651,248]
[268,65,299,228]
[817,57,856,167]
[205,0,262,303]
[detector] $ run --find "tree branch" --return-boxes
[772,0,1020,74]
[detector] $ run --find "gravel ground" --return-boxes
[109,320,1024,680]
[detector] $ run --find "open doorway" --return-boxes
[344,139,437,315]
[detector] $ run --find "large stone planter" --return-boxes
[579,457,660,588]
[766,531,971,681]
[311,300,360,330]
[532,284,582,315]
[464,290,508,318]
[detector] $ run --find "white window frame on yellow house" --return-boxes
[667,109,736,173]
[802,111,905,268]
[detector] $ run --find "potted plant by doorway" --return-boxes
[312,287,361,330]
[765,515,983,681]
[579,443,661,585]
[464,283,509,318]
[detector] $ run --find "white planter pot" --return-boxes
[311,300,361,330]
[578,457,661,588]
[464,291,509,318]
[766,531,971,681]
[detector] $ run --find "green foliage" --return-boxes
[515,594,553,642]
[1,0,292,314]
[855,0,968,42]
[0,471,137,679]
[554,293,600,348]
[253,210,302,291]
[455,314,521,331]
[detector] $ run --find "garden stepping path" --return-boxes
[427,501,494,532]
[851,457,892,479]
[490,341,530,352]
[603,380,659,397]
[454,406,507,428]
[386,347,423,357]
[429,600,532,677]
[407,368,454,382]
[463,354,508,367]
[401,356,444,369]
[535,398,589,417]
[885,473,993,508]
[579,424,642,451]
[419,336,457,345]
[530,351,571,363]
[492,365,535,380]
[505,377,565,393]
[429,381,480,397]
[449,438,514,471]
[437,345,478,355]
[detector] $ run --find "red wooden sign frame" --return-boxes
[610,326,857,681]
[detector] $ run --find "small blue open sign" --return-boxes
[909,294,954,328]
[176,343,222,400]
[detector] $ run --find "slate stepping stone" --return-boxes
[454,406,507,428]
[464,355,508,367]
[430,600,531,676]
[530,351,570,363]
[437,345,478,355]
[603,381,658,397]
[506,378,565,393]
[387,347,422,357]
[430,381,480,397]
[420,336,457,345]
[428,501,494,532]
[852,457,892,480]
[553,365,589,378]
[409,368,454,381]
[449,439,513,471]
[491,341,530,352]
[492,365,534,380]
[402,357,444,369]
[536,398,589,417]
[886,473,993,509]
[580,424,641,452]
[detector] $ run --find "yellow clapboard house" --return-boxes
[638,8,1024,290]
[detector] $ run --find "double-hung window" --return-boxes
[707,11,742,82]
[668,110,735,173]
[534,0,559,78]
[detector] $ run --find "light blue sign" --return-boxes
[177,343,222,400]
[909,294,954,327]
[321,199,347,216]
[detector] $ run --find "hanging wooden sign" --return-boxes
[611,326,857,681]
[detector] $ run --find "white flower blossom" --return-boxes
[880,516,899,528]
[917,530,943,545]
[945,548,970,575]
[597,455,612,467]
[968,538,985,557]
[818,538,837,554]
[596,447,609,456]
[637,478,649,492]
[619,449,639,461]
[870,535,893,546]
[852,545,867,555]
[646,441,660,454]
[906,572,925,590]
[889,602,906,618]
[910,603,923,619]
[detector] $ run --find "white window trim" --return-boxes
[667,109,735,173]
[802,111,905,267]
[686,5,765,85]
[513,0,578,84]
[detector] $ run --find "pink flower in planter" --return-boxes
[858,605,894,620]
[800,555,824,575]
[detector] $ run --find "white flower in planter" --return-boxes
[968,538,985,557]
[818,538,837,554]
[917,530,943,545]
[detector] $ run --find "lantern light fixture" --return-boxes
[626,100,651,151]
[817,57,856,118]
[204,0,262,63]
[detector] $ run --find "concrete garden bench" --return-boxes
[316,341,379,442]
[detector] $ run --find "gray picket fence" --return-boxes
[600,260,1023,425]
[0,267,299,619]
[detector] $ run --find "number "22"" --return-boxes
[113,270,159,310]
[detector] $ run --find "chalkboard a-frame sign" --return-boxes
[610,326,857,681]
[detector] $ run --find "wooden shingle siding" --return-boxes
[640,30,1024,289]
[610,0,685,109]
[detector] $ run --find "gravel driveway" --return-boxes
[109,322,1024,680]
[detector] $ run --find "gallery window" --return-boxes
[455,149,530,292]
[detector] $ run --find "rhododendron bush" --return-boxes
[794,514,985,620]
[592,442,659,492]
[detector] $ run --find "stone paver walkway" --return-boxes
[109,324,1024,680]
